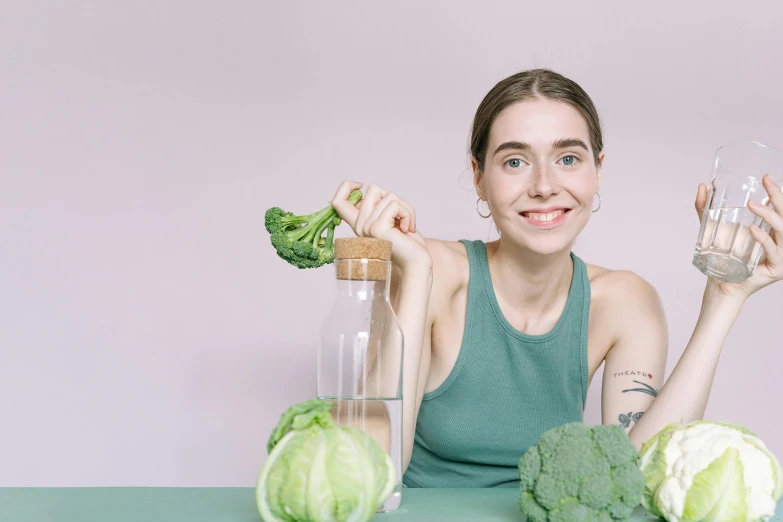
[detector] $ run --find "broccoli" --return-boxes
[518,422,645,522]
[264,189,363,269]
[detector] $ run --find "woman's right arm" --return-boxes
[389,254,433,472]
[331,181,434,473]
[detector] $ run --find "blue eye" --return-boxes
[507,158,522,168]
[560,155,579,167]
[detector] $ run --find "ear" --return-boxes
[596,151,605,191]
[472,157,485,200]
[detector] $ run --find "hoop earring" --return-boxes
[476,198,491,218]
[592,192,602,213]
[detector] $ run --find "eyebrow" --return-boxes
[552,138,589,151]
[492,141,530,157]
[492,138,589,157]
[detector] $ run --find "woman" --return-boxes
[330,69,783,488]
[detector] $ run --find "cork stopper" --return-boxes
[334,237,392,261]
[333,237,392,281]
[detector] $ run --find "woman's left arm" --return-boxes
[602,174,783,450]
[602,280,743,450]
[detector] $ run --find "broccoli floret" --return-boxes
[518,422,645,522]
[548,497,593,522]
[265,189,362,269]
[519,490,548,522]
[534,473,570,510]
[518,446,542,491]
[579,473,613,510]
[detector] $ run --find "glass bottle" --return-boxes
[317,237,403,512]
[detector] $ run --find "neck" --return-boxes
[485,238,574,317]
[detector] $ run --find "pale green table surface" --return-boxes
[1,487,781,522]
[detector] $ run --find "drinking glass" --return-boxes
[693,141,783,282]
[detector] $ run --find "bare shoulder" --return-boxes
[585,263,666,343]
[586,263,661,305]
[424,238,470,300]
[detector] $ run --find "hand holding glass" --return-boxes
[693,141,783,283]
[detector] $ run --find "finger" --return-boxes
[364,196,396,236]
[762,174,783,216]
[372,191,415,233]
[368,200,408,239]
[364,195,412,237]
[384,193,416,233]
[394,196,417,233]
[749,200,783,239]
[695,183,708,222]
[750,224,783,269]
[362,195,394,236]
[354,184,388,235]
[394,202,411,235]
[331,181,363,229]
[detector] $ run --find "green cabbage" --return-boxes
[256,399,396,522]
[639,420,783,522]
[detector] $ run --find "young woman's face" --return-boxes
[474,98,602,256]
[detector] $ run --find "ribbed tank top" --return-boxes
[402,239,590,488]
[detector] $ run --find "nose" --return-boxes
[528,163,560,198]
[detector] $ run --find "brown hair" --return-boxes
[470,69,604,171]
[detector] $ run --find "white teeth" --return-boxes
[525,210,564,222]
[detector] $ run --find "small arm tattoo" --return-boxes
[622,380,659,397]
[618,411,644,428]
[613,370,653,379]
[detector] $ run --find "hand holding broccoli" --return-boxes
[264,181,431,272]
[330,181,431,272]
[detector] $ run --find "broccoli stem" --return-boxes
[325,225,335,250]
[304,190,361,247]
[286,205,333,232]
[312,215,337,247]
[287,205,336,242]
[347,190,363,206]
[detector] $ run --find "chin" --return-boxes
[507,232,575,257]
[526,240,573,257]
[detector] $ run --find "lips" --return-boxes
[519,208,571,229]
[521,209,566,222]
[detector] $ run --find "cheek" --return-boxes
[485,174,519,204]
[565,174,597,205]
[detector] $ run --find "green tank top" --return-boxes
[402,239,590,488]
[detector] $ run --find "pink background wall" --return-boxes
[1,1,781,486]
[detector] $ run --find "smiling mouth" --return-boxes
[520,209,570,222]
